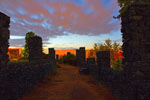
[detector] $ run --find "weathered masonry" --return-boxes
[0,12,10,69]
[121,4,150,100]
[96,51,110,68]
[49,48,55,61]
[122,4,150,78]
[76,47,86,67]
[28,36,42,62]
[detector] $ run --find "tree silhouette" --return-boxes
[23,32,35,58]
[89,39,121,62]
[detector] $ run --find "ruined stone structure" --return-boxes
[76,49,80,66]
[96,51,110,68]
[56,54,59,62]
[78,47,88,74]
[48,48,55,61]
[76,47,86,67]
[122,4,150,77]
[79,47,86,63]
[28,36,42,62]
[87,58,98,78]
[114,4,150,100]
[0,12,10,69]
[87,58,95,65]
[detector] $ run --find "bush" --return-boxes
[9,56,28,63]
[112,58,123,71]
[59,53,76,65]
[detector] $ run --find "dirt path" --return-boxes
[21,64,117,100]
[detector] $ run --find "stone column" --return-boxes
[87,57,95,65]
[79,47,86,63]
[48,48,55,61]
[56,54,59,62]
[118,4,150,100]
[122,4,150,76]
[76,47,86,67]
[28,36,42,62]
[96,51,110,68]
[0,12,10,69]
[78,47,88,74]
[76,49,80,66]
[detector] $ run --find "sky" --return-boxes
[0,0,122,49]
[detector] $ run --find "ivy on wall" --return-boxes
[115,0,150,19]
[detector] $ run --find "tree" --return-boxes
[89,39,121,64]
[88,49,95,58]
[23,32,35,58]
[104,39,112,50]
[112,58,123,71]
[112,41,121,61]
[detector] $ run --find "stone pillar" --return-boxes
[96,51,110,68]
[122,4,150,75]
[79,47,86,63]
[48,48,55,61]
[76,49,80,66]
[56,54,59,62]
[117,4,150,100]
[28,36,42,62]
[76,47,86,67]
[0,12,10,69]
[87,57,96,75]
[87,57,95,65]
[79,47,86,68]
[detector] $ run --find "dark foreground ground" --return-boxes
[21,64,117,100]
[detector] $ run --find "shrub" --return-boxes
[59,53,76,65]
[112,58,123,71]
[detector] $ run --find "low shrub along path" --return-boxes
[21,64,117,100]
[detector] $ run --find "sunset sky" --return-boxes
[0,0,122,49]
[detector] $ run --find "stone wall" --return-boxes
[79,47,86,65]
[76,47,86,67]
[0,12,10,69]
[113,4,150,100]
[89,4,150,100]
[56,54,59,62]
[76,49,80,66]
[48,48,55,61]
[0,60,56,100]
[28,36,42,62]
[96,51,110,68]
[87,57,95,65]
[0,12,57,100]
[122,4,150,78]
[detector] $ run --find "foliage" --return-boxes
[89,39,121,62]
[59,53,76,65]
[116,0,150,19]
[9,57,29,63]
[23,32,35,58]
[112,58,123,71]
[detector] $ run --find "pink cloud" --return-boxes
[0,0,120,46]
